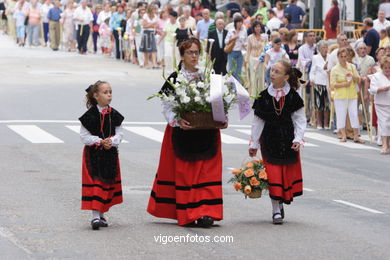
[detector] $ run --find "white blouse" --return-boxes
[250,84,307,149]
[310,54,328,86]
[368,71,390,106]
[80,105,124,147]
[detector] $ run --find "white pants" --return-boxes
[334,98,359,129]
[164,41,178,73]
[135,34,144,66]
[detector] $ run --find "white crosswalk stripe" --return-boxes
[123,126,164,143]
[7,125,64,143]
[234,129,319,147]
[304,132,378,150]
[66,125,129,143]
[220,133,248,144]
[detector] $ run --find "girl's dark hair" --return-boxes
[278,60,299,90]
[85,80,109,108]
[178,38,202,56]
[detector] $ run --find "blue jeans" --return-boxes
[43,22,49,43]
[228,51,244,83]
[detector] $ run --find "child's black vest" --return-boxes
[253,89,304,165]
[79,106,124,183]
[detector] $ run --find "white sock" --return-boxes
[92,210,100,220]
[271,199,281,215]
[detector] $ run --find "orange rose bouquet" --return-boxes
[228,158,268,199]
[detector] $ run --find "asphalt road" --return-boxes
[0,34,389,260]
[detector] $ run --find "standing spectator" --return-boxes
[97,3,111,26]
[379,28,390,48]
[208,11,224,33]
[252,0,268,25]
[266,9,282,32]
[156,10,169,67]
[310,41,330,129]
[297,31,316,118]
[191,0,203,18]
[272,1,284,21]
[208,18,228,75]
[131,6,146,67]
[284,0,306,29]
[247,13,267,35]
[379,0,390,20]
[324,0,339,40]
[47,0,62,51]
[26,0,41,47]
[176,15,192,46]
[0,0,7,34]
[284,29,300,68]
[61,1,75,52]
[330,48,364,143]
[246,21,266,95]
[73,0,93,55]
[180,6,196,31]
[140,4,158,69]
[99,17,111,54]
[13,1,26,46]
[241,7,252,30]
[364,18,380,60]
[225,15,247,82]
[374,10,390,33]
[368,56,390,154]
[196,9,213,41]
[326,33,350,72]
[264,37,289,86]
[226,0,241,23]
[40,0,53,47]
[92,5,102,54]
[162,10,179,72]
[109,3,126,59]
[278,28,288,45]
[281,13,293,30]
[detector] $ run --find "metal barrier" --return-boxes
[337,20,364,39]
[294,29,327,41]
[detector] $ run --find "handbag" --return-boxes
[224,38,236,53]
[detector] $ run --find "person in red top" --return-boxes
[324,0,339,40]
[192,0,204,19]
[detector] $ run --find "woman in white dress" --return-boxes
[369,56,390,154]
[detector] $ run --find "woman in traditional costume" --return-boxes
[249,60,306,224]
[147,38,227,227]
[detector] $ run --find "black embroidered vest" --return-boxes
[79,106,124,183]
[253,89,304,165]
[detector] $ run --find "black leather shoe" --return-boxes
[91,218,101,230]
[197,216,214,227]
[183,221,196,227]
[272,213,283,225]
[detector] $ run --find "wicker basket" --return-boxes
[182,112,225,129]
[247,189,262,199]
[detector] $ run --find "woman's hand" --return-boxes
[101,138,112,149]
[249,148,257,157]
[218,122,228,129]
[178,119,193,130]
[291,142,300,151]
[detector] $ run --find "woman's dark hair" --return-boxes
[273,37,282,44]
[284,13,292,23]
[252,21,262,34]
[233,16,243,29]
[277,60,299,90]
[178,38,202,56]
[85,80,109,108]
[169,10,178,18]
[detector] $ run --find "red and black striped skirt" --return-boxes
[147,125,223,226]
[263,153,303,204]
[81,146,123,213]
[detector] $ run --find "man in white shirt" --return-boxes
[374,10,390,33]
[73,0,93,54]
[97,2,111,25]
[266,9,282,32]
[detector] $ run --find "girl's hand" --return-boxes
[178,119,193,130]
[102,138,112,149]
[249,148,257,157]
[291,142,300,151]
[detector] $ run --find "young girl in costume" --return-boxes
[79,80,125,230]
[250,60,306,224]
